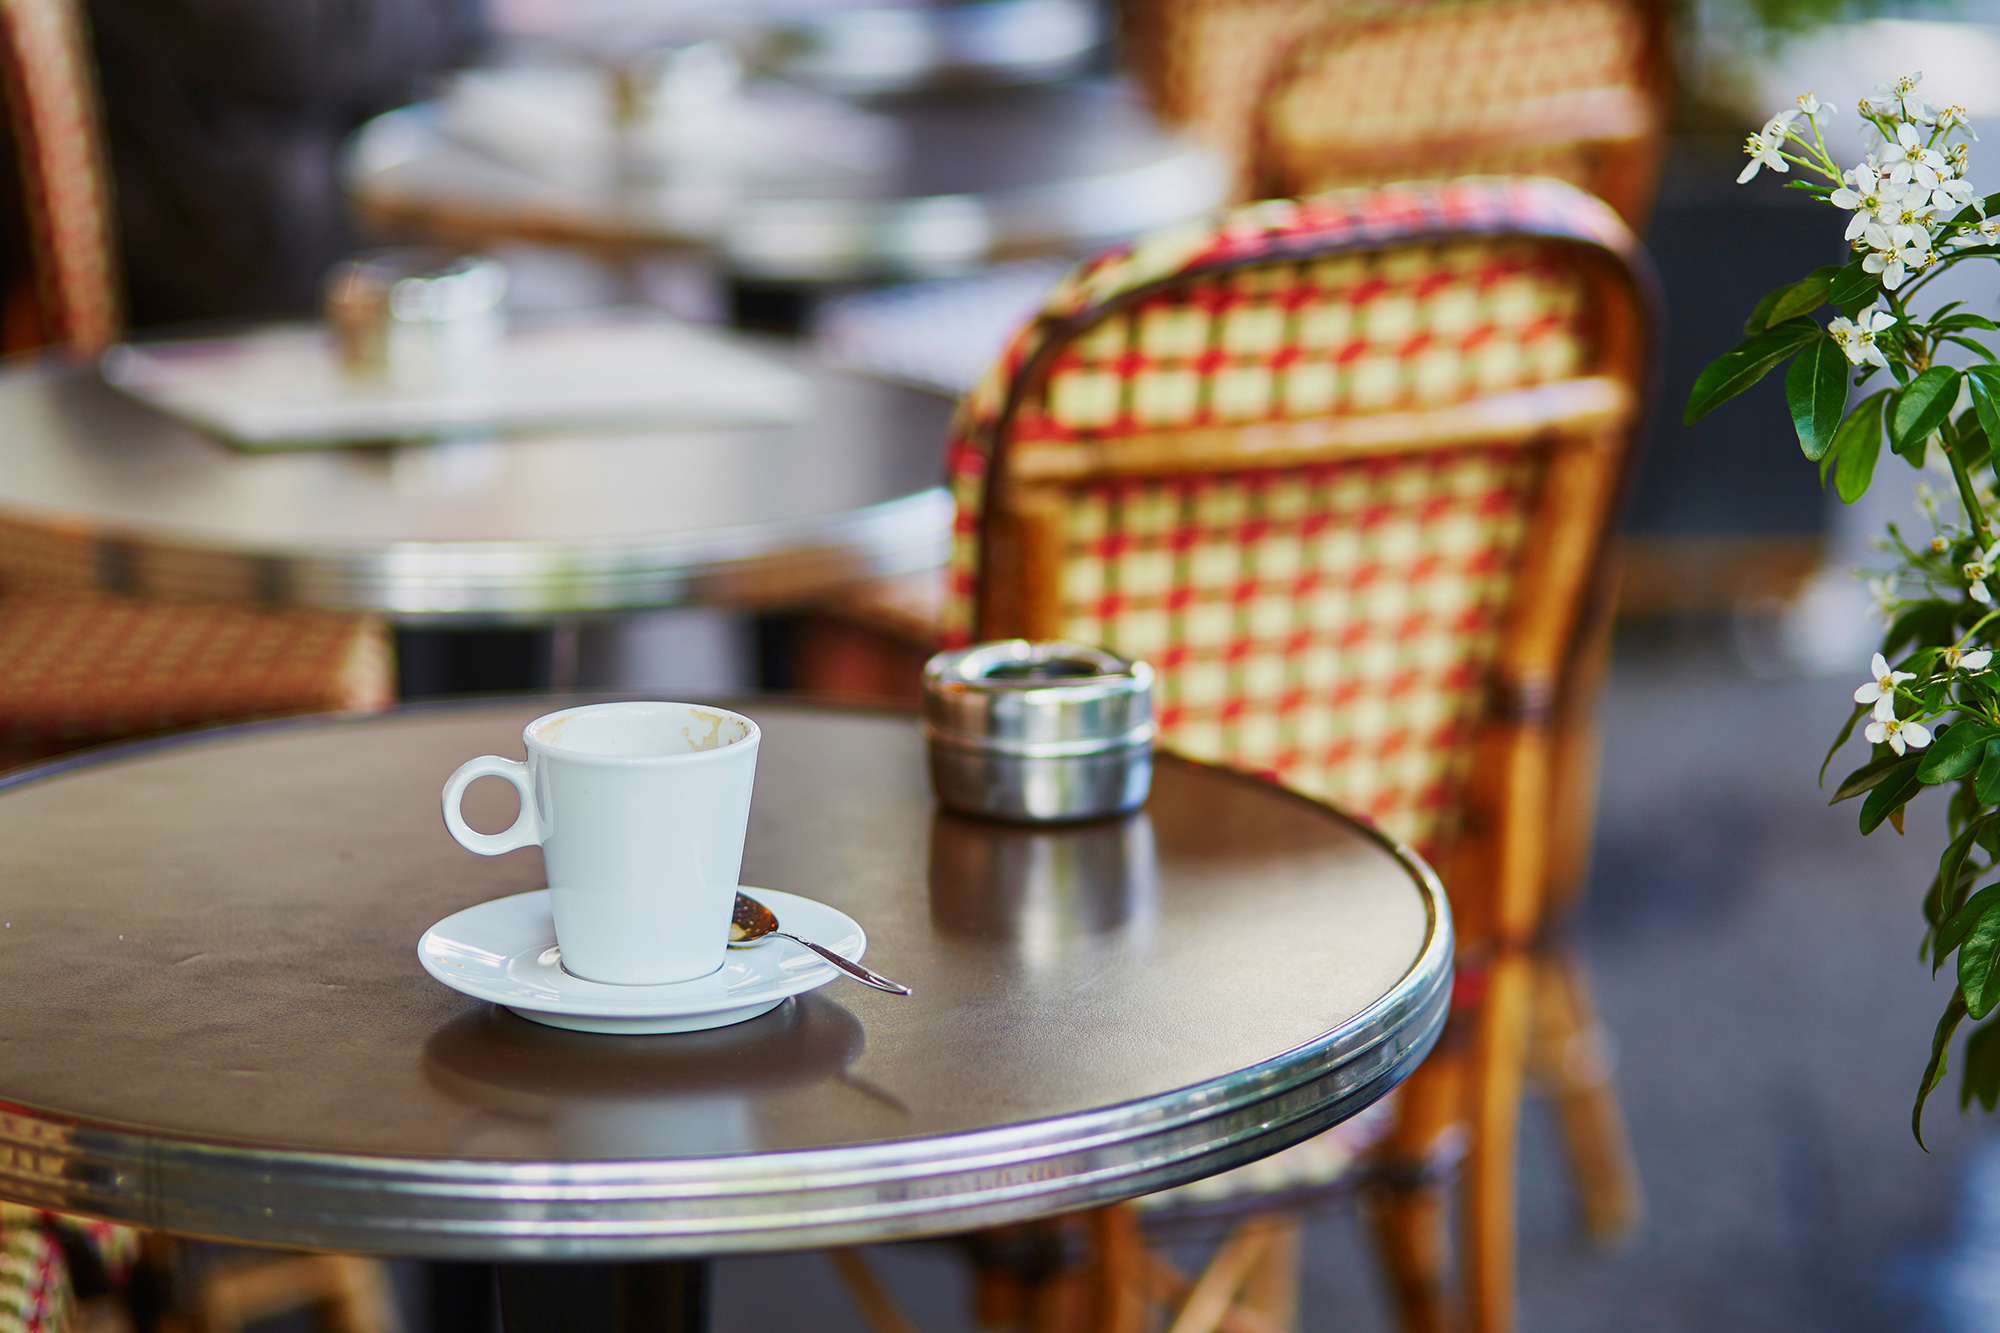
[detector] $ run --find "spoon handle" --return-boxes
[780,933,913,995]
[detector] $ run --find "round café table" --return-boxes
[0,700,1450,1331]
[347,79,1226,284]
[0,340,953,624]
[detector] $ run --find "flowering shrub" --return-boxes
[1690,73,2000,1144]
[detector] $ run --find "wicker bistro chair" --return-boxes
[816,178,1651,1333]
[1243,0,1671,1247]
[1249,0,1672,232]
[0,2,394,1330]
[0,0,394,772]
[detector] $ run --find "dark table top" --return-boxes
[0,341,954,624]
[0,700,1448,1258]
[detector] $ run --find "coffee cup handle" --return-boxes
[442,756,542,855]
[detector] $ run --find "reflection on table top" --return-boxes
[346,78,1226,280]
[0,701,1449,1258]
[0,338,954,622]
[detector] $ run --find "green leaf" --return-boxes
[1892,366,1963,461]
[1963,1019,2000,1113]
[1764,265,1843,329]
[1917,993,1969,1149]
[1743,289,1784,337]
[1919,723,2000,783]
[1953,408,1992,474]
[1977,739,2000,807]
[1833,389,1889,504]
[1936,313,2000,333]
[1967,368,2000,461]
[1821,701,1871,784]
[1832,751,1913,803]
[1787,336,1851,460]
[1683,318,1820,425]
[1945,336,1995,360]
[1932,816,1998,932]
[1938,884,2000,971]
[1884,596,1956,657]
[1829,257,1881,309]
[1962,901,2000,1019]
[1860,755,1925,833]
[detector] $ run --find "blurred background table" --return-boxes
[0,698,1450,1332]
[346,74,1225,316]
[0,339,955,694]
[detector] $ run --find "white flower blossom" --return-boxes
[1869,575,1901,623]
[1966,542,2000,603]
[1953,216,2000,251]
[1942,104,1978,140]
[1830,307,1895,368]
[1833,162,1897,240]
[1856,652,1917,719]
[1882,122,1951,191]
[1739,128,1790,183]
[1798,91,1836,119]
[1865,710,1934,756]
[1943,645,1994,672]
[1870,72,1940,125]
[1862,219,1934,290]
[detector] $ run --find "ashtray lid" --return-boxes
[923,640,1153,754]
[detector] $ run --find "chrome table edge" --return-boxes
[0,487,952,623]
[0,716,1451,1258]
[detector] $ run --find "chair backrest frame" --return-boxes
[0,0,120,357]
[942,178,1655,952]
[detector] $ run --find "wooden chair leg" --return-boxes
[197,1253,396,1333]
[828,1249,923,1333]
[1087,1205,1150,1333]
[1236,1215,1300,1333]
[1366,1046,1464,1333]
[1529,946,1642,1245]
[1464,951,1533,1333]
[1163,1220,1277,1333]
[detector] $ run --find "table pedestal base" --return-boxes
[496,1260,709,1333]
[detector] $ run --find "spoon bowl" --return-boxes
[730,891,913,996]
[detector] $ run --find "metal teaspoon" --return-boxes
[729,891,913,995]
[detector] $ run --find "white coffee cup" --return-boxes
[441,701,760,985]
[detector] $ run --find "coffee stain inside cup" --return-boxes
[683,707,737,752]
[535,714,572,745]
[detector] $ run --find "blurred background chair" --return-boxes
[805,0,1670,1262]
[0,0,396,1327]
[1247,0,1671,1250]
[0,0,394,774]
[1250,0,1672,229]
[825,175,1650,1333]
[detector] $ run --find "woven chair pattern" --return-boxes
[0,1204,137,1333]
[0,591,394,745]
[1124,0,1313,190]
[941,179,1626,853]
[1270,0,1649,133]
[0,0,119,354]
[1256,0,1667,224]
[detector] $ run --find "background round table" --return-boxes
[0,698,1448,1274]
[347,79,1226,284]
[0,342,953,624]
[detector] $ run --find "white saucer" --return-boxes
[418,887,867,1034]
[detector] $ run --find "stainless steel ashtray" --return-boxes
[922,640,1153,823]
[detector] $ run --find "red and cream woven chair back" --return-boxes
[1253,0,1671,230]
[941,177,1648,872]
[1122,0,1318,199]
[0,0,118,356]
[0,0,393,768]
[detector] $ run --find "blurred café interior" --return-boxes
[2,0,1997,1331]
